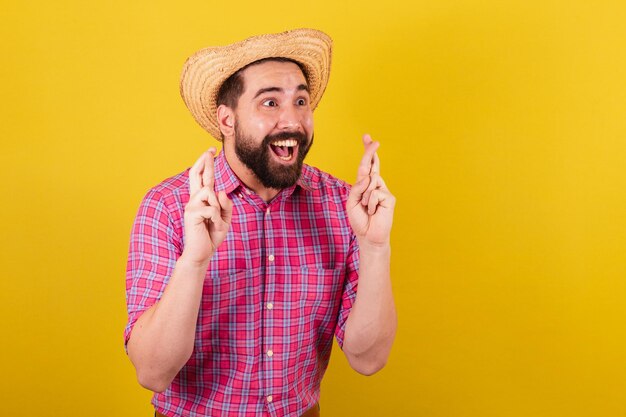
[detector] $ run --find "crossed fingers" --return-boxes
[357,134,390,214]
[187,148,234,226]
[184,149,233,258]
[189,148,218,205]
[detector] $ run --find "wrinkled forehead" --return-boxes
[239,60,309,93]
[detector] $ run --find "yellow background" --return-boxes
[1,0,625,416]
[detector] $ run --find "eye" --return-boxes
[262,99,278,107]
[296,98,307,106]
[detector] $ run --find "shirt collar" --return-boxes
[296,163,321,192]
[214,151,243,195]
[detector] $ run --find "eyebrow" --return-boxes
[253,84,309,99]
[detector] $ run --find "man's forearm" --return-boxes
[127,255,208,392]
[343,241,397,375]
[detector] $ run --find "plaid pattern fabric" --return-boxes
[125,152,359,417]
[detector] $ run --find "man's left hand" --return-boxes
[347,134,396,246]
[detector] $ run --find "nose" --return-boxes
[277,103,302,131]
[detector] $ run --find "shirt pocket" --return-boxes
[273,266,345,351]
[296,266,345,312]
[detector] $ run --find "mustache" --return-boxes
[263,131,308,147]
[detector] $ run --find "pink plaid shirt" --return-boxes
[125,152,360,417]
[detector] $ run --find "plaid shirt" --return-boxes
[125,152,360,417]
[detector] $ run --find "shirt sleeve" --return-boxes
[334,233,360,349]
[124,188,182,352]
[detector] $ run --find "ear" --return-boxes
[217,104,235,139]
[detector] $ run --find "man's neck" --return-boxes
[223,145,281,202]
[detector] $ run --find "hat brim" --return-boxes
[180,28,332,140]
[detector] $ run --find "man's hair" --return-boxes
[216,57,309,110]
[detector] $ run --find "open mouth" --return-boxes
[269,139,298,162]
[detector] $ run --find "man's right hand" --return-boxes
[182,148,233,266]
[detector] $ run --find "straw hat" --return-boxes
[180,28,333,140]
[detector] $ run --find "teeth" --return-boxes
[272,139,297,147]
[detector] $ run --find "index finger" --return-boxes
[189,152,206,196]
[371,151,380,175]
[202,147,217,190]
[356,134,379,181]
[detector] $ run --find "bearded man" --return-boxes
[124,28,397,417]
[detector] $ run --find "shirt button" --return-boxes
[267,395,273,403]
[268,254,275,262]
[267,350,274,357]
[266,207,271,215]
[266,303,273,310]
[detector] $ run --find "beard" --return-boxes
[233,121,313,189]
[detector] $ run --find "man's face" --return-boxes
[230,60,314,189]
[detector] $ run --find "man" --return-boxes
[125,28,397,417]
